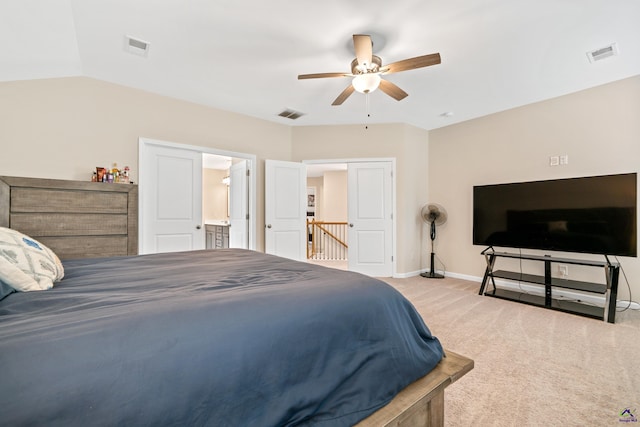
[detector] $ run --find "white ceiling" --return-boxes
[2,0,639,130]
[202,153,231,171]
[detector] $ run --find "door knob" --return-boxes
[266,224,272,229]
[196,225,202,230]
[349,223,354,228]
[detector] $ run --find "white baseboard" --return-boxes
[393,270,423,279]
[441,271,483,283]
[394,269,462,279]
[617,301,640,310]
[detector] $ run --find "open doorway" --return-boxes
[306,163,349,271]
[139,138,256,254]
[203,153,231,231]
[203,154,250,249]
[302,159,396,277]
[263,158,395,277]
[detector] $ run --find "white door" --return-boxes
[265,160,307,261]
[348,162,393,276]
[229,160,249,249]
[140,144,204,254]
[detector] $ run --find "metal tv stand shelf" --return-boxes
[478,247,620,323]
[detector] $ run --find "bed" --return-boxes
[0,176,472,426]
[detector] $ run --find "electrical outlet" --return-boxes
[558,265,569,278]
[549,156,559,166]
[560,155,569,165]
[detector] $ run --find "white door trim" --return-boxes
[139,137,257,252]
[302,158,396,277]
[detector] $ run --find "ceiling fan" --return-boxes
[298,34,441,106]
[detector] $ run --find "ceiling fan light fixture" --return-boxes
[298,35,440,105]
[352,73,381,94]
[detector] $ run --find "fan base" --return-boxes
[420,271,445,279]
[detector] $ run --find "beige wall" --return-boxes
[0,77,293,250]
[2,74,638,288]
[400,125,432,274]
[322,171,347,222]
[307,172,350,223]
[203,168,229,221]
[291,123,430,275]
[429,75,640,301]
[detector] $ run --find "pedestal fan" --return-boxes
[420,203,448,279]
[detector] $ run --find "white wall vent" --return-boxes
[277,109,305,120]
[124,35,151,57]
[586,43,618,63]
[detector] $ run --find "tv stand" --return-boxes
[478,248,620,323]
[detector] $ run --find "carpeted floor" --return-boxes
[382,276,640,426]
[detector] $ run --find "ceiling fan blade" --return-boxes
[382,53,441,74]
[298,72,350,80]
[379,79,408,101]
[332,85,355,106]
[353,34,373,67]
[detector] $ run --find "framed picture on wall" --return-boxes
[307,187,316,217]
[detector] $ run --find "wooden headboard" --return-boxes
[0,176,138,259]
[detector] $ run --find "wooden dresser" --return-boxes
[0,176,138,259]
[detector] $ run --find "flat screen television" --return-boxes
[473,173,637,257]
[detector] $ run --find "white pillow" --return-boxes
[0,227,64,292]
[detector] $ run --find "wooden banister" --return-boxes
[307,219,348,260]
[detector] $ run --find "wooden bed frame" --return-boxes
[0,175,472,426]
[357,350,473,426]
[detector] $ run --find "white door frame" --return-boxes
[139,137,257,251]
[302,158,396,277]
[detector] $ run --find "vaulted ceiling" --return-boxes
[2,0,639,130]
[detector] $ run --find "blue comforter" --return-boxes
[0,249,443,426]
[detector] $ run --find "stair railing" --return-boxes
[307,219,348,260]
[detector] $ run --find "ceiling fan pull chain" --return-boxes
[365,93,371,129]
[366,92,369,116]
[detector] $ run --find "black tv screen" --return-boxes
[473,173,637,257]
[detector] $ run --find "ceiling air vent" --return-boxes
[124,35,151,57]
[278,109,305,120]
[586,43,618,63]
